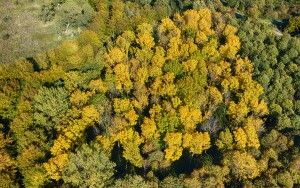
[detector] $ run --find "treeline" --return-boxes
[0,0,300,187]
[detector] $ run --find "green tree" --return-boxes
[62,143,116,187]
[110,175,155,188]
[33,87,69,131]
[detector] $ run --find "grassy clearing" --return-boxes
[0,0,88,63]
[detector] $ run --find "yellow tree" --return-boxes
[94,8,268,170]
[179,105,202,131]
[224,151,260,180]
[164,132,183,162]
[182,132,210,155]
[117,129,144,167]
[44,105,100,180]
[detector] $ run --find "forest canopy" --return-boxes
[0,0,300,187]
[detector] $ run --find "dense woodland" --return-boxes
[0,0,300,187]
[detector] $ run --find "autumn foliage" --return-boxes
[2,3,299,187]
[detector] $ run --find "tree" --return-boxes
[0,127,17,188]
[110,175,155,188]
[33,87,69,130]
[160,176,184,188]
[216,128,234,150]
[224,151,260,180]
[45,105,100,180]
[0,79,21,120]
[62,143,115,188]
[287,16,300,35]
[184,165,229,188]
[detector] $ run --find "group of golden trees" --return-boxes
[1,1,300,187]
